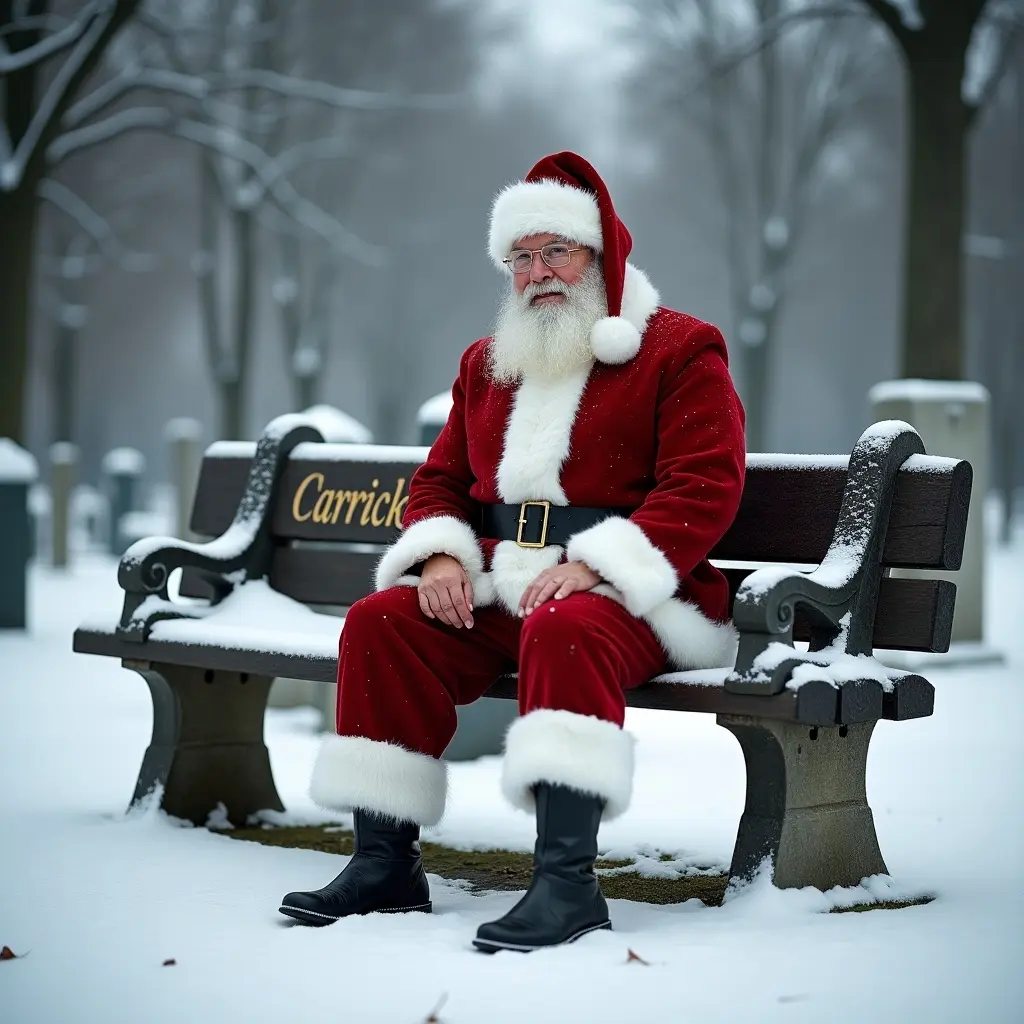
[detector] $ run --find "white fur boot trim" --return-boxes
[310,734,448,826]
[501,709,635,821]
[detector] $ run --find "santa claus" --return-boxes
[279,151,746,952]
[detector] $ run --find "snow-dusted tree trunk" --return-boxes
[273,228,335,412]
[0,184,38,444]
[196,148,259,441]
[864,0,1020,380]
[0,0,142,444]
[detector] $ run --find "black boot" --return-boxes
[279,809,431,926]
[473,783,611,953]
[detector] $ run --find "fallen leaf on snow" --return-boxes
[424,992,448,1022]
[626,948,650,965]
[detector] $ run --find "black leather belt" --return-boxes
[479,501,633,549]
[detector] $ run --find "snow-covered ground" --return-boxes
[2,527,1023,1022]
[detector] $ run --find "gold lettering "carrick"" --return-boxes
[291,473,408,529]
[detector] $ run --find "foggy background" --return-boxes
[7,0,1023,511]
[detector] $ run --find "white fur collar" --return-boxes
[496,364,591,504]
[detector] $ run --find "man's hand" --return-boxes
[519,560,601,617]
[418,553,475,629]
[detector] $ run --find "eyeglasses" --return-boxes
[502,243,585,274]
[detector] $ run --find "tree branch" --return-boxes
[677,2,871,100]
[860,0,914,48]
[966,15,1023,124]
[48,108,384,264]
[0,0,101,73]
[63,63,210,127]
[2,0,141,192]
[0,13,71,39]
[37,176,154,269]
[47,104,173,162]
[61,58,462,135]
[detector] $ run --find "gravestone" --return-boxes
[0,439,38,629]
[102,447,145,555]
[49,443,78,569]
[869,379,997,663]
[417,391,453,447]
[164,419,203,541]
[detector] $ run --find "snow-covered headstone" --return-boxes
[102,447,146,556]
[869,379,992,655]
[416,391,453,446]
[0,440,37,630]
[164,419,204,541]
[49,443,78,570]
[299,405,373,444]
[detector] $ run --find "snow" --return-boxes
[119,510,175,545]
[49,441,79,465]
[418,390,454,426]
[299,404,373,444]
[205,439,430,463]
[78,578,344,659]
[868,379,990,405]
[119,516,263,583]
[0,439,38,482]
[101,446,146,476]
[2,527,1023,1021]
[163,417,203,442]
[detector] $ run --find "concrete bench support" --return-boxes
[125,659,284,825]
[719,715,886,890]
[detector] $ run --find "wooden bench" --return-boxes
[73,415,972,892]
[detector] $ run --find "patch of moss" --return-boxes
[228,825,728,904]
[227,825,931,912]
[830,896,935,914]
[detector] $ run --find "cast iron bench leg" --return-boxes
[124,659,285,826]
[718,715,887,890]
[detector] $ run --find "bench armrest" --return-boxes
[116,416,323,641]
[725,421,925,695]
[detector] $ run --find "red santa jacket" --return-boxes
[375,269,747,670]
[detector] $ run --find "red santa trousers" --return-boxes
[308,585,668,828]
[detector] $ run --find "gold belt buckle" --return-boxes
[516,500,551,548]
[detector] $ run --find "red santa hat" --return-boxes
[487,151,660,365]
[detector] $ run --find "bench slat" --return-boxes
[189,454,970,571]
[178,550,955,654]
[71,626,843,725]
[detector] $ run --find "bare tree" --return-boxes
[860,0,1023,379]
[1,0,142,446]
[636,0,1024,386]
[629,0,888,450]
[0,0,459,444]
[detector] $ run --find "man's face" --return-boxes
[490,233,605,383]
[510,233,593,303]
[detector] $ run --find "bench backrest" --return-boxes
[185,440,972,654]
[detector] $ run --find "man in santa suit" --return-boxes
[280,152,746,952]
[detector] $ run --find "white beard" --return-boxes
[489,261,607,383]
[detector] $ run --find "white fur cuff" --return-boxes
[374,514,483,592]
[501,709,635,821]
[310,734,448,826]
[566,516,678,617]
